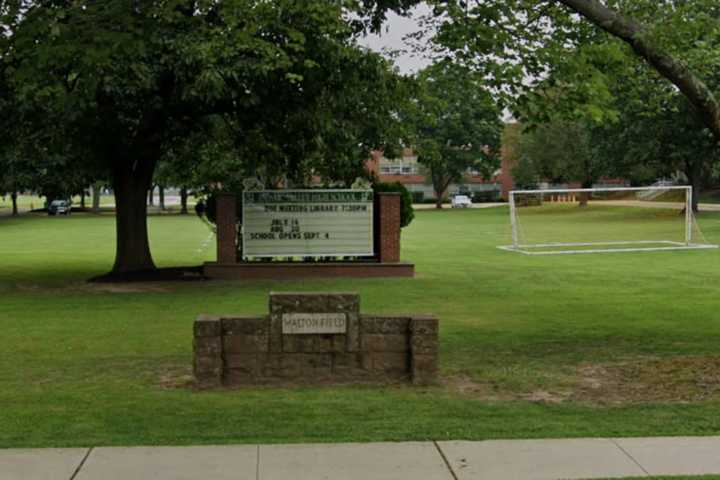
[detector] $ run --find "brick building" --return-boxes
[366,124,628,203]
[366,148,503,202]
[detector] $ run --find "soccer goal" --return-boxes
[499,186,718,255]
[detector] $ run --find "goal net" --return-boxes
[499,186,718,255]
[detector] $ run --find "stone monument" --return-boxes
[193,292,438,386]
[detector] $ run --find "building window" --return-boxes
[379,160,419,176]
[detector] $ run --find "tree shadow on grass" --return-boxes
[88,266,206,283]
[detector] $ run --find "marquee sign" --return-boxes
[242,190,374,259]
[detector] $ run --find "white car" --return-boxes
[451,195,472,208]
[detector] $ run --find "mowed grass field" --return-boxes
[1,206,720,448]
[0,193,195,213]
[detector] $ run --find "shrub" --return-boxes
[195,193,243,225]
[472,191,501,203]
[373,182,415,228]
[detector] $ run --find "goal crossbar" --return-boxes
[500,186,718,255]
[510,186,692,195]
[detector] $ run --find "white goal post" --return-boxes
[499,186,718,255]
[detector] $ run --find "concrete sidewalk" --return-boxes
[3,436,720,480]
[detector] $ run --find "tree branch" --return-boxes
[556,0,720,142]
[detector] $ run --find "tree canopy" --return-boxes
[416,0,719,208]
[424,0,720,142]
[515,121,598,187]
[4,0,720,272]
[1,0,409,274]
[402,61,503,208]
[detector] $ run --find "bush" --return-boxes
[196,193,243,225]
[373,182,415,228]
[411,191,424,203]
[472,191,501,203]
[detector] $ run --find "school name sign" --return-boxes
[242,190,374,258]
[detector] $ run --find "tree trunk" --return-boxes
[433,177,451,209]
[11,191,18,216]
[686,161,703,213]
[180,187,188,214]
[112,162,156,273]
[158,185,165,210]
[92,183,101,213]
[578,192,589,207]
[80,190,86,209]
[148,185,155,206]
[578,180,593,207]
[557,0,720,142]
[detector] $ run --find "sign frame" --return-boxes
[241,189,374,260]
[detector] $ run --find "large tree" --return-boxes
[519,2,720,210]
[0,152,31,216]
[424,0,720,142]
[414,0,719,210]
[517,121,607,204]
[2,1,407,275]
[556,0,720,142]
[403,61,503,208]
[591,94,719,211]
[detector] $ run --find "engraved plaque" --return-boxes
[282,313,347,334]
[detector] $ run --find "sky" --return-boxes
[358,4,433,75]
[359,5,515,121]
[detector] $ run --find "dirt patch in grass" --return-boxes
[574,356,720,404]
[158,368,195,389]
[88,266,206,283]
[443,374,571,403]
[444,356,720,405]
[12,281,173,294]
[158,356,720,404]
[522,389,568,404]
[443,374,507,400]
[86,283,172,294]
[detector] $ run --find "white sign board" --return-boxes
[282,313,347,334]
[242,190,374,258]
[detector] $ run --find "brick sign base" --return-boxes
[193,293,438,386]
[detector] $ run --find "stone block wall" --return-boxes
[193,293,438,386]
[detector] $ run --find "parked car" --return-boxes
[48,199,72,216]
[451,194,472,208]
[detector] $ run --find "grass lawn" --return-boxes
[0,193,196,214]
[0,193,115,213]
[700,189,720,204]
[511,202,709,248]
[0,194,47,212]
[1,206,720,448]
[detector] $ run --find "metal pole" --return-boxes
[510,186,690,195]
[509,192,518,248]
[685,186,692,245]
